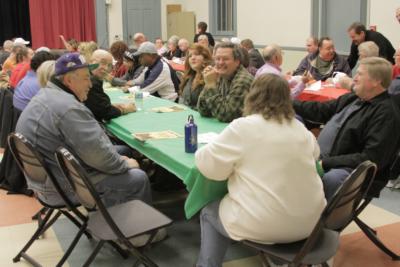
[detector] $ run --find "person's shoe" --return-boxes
[128,227,168,247]
[386,178,400,189]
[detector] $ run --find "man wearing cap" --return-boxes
[131,41,179,101]
[13,37,30,47]
[16,52,152,207]
[84,49,136,122]
[110,49,144,87]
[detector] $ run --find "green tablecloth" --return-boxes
[105,88,228,219]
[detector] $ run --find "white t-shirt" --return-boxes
[195,114,326,244]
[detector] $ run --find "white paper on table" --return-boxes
[198,132,219,144]
[306,80,322,91]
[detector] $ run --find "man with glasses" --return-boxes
[84,49,136,122]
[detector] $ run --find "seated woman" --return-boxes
[195,74,326,267]
[179,44,212,110]
[110,49,144,87]
[109,40,128,78]
[162,35,182,60]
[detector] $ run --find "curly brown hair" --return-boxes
[109,41,128,62]
[179,44,213,94]
[244,74,294,123]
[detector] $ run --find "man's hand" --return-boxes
[202,66,218,89]
[114,103,136,114]
[121,156,140,168]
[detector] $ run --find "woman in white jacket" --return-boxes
[195,73,326,267]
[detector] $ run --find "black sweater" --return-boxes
[84,76,121,122]
[294,92,400,196]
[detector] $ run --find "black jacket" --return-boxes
[348,30,395,69]
[294,92,400,195]
[84,76,121,122]
[194,32,215,47]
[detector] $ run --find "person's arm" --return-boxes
[139,62,171,95]
[347,44,359,70]
[195,118,243,180]
[292,56,309,76]
[207,33,215,47]
[198,70,253,122]
[322,109,398,171]
[84,83,121,121]
[293,95,345,124]
[59,107,129,174]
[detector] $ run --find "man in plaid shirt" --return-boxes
[197,42,254,122]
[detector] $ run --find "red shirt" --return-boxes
[10,62,31,88]
[112,61,127,78]
[392,65,400,79]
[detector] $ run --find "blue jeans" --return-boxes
[94,145,151,207]
[196,200,231,267]
[322,168,352,200]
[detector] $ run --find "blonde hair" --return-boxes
[37,60,55,87]
[78,41,98,63]
[358,41,379,59]
[244,74,294,123]
[359,57,392,88]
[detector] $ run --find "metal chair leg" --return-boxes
[355,217,400,260]
[55,223,87,267]
[83,240,105,267]
[60,209,92,240]
[13,208,55,263]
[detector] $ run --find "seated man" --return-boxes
[132,42,179,101]
[240,39,264,69]
[294,57,400,200]
[16,53,151,207]
[197,42,254,122]
[305,36,318,55]
[13,51,55,111]
[293,37,351,81]
[256,44,309,99]
[84,49,136,122]
[178,38,190,58]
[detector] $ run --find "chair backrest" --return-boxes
[291,161,377,265]
[55,147,127,240]
[322,161,376,231]
[7,132,82,214]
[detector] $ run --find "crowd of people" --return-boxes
[1,14,400,266]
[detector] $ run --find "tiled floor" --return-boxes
[1,187,400,267]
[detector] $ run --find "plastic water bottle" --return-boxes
[135,91,143,111]
[185,115,197,153]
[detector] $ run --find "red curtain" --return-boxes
[29,0,96,49]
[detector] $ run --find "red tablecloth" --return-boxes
[298,87,350,102]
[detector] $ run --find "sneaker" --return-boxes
[386,179,400,189]
[266,256,288,267]
[128,227,168,247]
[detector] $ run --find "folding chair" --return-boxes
[348,151,400,261]
[55,147,173,267]
[243,161,377,267]
[7,132,92,267]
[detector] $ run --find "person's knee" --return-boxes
[322,169,350,200]
[128,169,149,187]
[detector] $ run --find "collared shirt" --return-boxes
[197,65,254,122]
[13,70,40,111]
[256,62,306,99]
[16,81,129,204]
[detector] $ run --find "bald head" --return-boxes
[90,49,113,80]
[262,44,283,66]
[133,33,147,48]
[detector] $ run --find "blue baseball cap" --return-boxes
[55,53,99,76]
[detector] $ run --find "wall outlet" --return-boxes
[114,35,120,40]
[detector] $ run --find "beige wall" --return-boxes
[237,0,311,47]
[107,0,124,45]
[369,0,400,48]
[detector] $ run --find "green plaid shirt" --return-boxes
[197,65,254,123]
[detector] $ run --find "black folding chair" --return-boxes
[7,132,92,267]
[243,161,377,267]
[55,147,173,267]
[348,151,400,261]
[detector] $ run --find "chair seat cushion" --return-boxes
[243,229,339,265]
[87,199,172,240]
